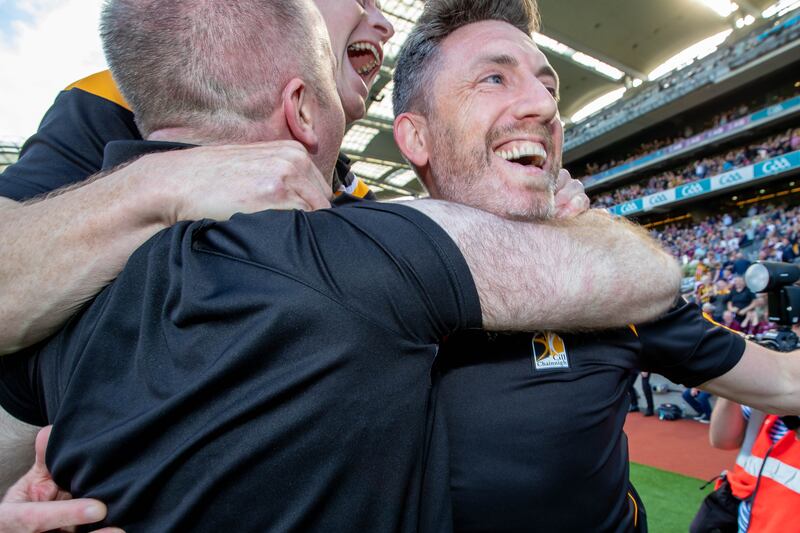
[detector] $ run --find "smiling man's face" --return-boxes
[314,0,394,124]
[423,20,563,220]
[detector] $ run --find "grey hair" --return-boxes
[393,0,540,117]
[101,0,333,140]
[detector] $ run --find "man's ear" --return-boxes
[283,78,319,153]
[394,112,431,169]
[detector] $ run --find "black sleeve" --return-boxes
[636,300,746,387]
[0,89,141,201]
[0,346,47,426]
[193,201,483,341]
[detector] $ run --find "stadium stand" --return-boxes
[590,127,799,208]
[564,11,800,151]
[563,9,800,350]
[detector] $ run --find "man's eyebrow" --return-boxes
[538,65,559,84]
[473,55,560,85]
[473,54,520,69]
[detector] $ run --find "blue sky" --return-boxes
[0,0,33,43]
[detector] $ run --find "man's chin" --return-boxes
[339,88,367,123]
[500,191,555,221]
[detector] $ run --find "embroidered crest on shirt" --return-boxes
[532,332,570,371]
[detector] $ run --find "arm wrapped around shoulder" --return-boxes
[407,202,681,332]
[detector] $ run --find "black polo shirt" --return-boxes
[0,141,482,531]
[433,301,744,532]
[726,286,755,316]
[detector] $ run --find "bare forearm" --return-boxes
[703,341,800,415]
[709,398,746,449]
[409,202,681,331]
[0,142,337,355]
[0,171,167,355]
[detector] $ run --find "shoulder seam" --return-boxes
[65,71,131,111]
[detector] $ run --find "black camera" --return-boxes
[744,261,800,352]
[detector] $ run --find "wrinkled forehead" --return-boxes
[438,20,553,80]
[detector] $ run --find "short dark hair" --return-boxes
[393,0,540,116]
[101,0,331,139]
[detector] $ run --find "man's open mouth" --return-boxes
[347,41,382,83]
[493,141,547,168]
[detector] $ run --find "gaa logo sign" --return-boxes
[767,105,783,116]
[647,193,670,207]
[762,158,792,175]
[720,172,746,186]
[679,183,705,197]
[619,201,640,215]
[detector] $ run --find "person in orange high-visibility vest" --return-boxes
[711,398,800,533]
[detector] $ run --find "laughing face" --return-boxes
[315,0,394,124]
[421,20,563,220]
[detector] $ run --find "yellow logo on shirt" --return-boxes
[532,332,570,370]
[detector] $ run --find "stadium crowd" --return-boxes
[653,202,800,336]
[580,84,800,180]
[589,127,800,208]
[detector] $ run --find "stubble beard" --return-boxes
[428,120,559,221]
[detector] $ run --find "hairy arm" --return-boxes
[0,142,330,355]
[709,398,746,449]
[702,341,800,415]
[407,201,681,331]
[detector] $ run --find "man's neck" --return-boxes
[147,128,211,146]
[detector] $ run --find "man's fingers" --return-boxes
[555,168,571,192]
[0,499,108,533]
[553,173,590,219]
[284,151,334,200]
[295,172,333,211]
[295,188,332,211]
[33,426,52,469]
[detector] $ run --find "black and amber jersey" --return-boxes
[0,70,372,201]
[431,300,745,533]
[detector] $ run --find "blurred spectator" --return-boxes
[740,295,771,336]
[732,252,751,276]
[779,236,797,263]
[682,387,712,423]
[628,372,654,417]
[708,280,730,322]
[727,276,756,322]
[791,128,800,151]
[721,310,743,332]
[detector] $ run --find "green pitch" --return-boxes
[630,462,717,533]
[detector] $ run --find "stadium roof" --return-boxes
[353,0,793,198]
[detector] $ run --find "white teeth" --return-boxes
[494,142,547,165]
[348,42,380,63]
[348,42,381,77]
